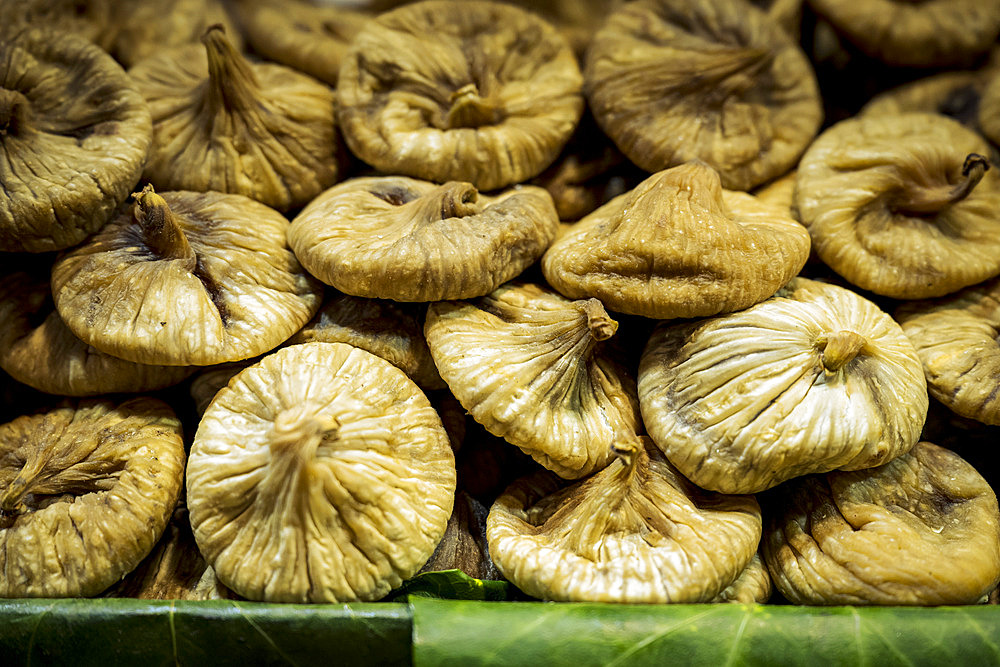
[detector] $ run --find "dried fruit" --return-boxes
[542,163,810,319]
[187,342,456,602]
[0,398,185,597]
[763,441,1000,605]
[337,0,583,190]
[288,176,558,302]
[639,277,928,494]
[584,0,822,190]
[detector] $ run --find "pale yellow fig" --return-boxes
[288,176,559,302]
[486,436,762,603]
[585,0,822,191]
[796,112,1000,298]
[0,29,151,252]
[639,277,928,494]
[51,187,322,366]
[187,342,456,603]
[425,282,641,479]
[896,277,1000,425]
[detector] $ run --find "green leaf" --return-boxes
[410,598,1000,667]
[0,598,411,667]
[391,570,512,601]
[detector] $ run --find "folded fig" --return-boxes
[0,398,185,597]
[542,162,810,319]
[425,282,641,479]
[51,187,322,366]
[763,441,1000,605]
[0,29,151,252]
[796,112,1000,298]
[288,176,558,302]
[187,342,456,602]
[337,0,583,191]
[639,277,928,494]
[129,25,341,212]
[486,436,762,603]
[584,0,822,190]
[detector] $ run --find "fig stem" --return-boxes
[819,330,867,372]
[132,185,196,265]
[0,89,31,137]
[425,181,480,219]
[581,299,618,341]
[269,409,337,465]
[202,24,261,113]
[445,83,502,129]
[892,153,990,215]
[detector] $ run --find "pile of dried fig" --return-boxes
[1,0,999,612]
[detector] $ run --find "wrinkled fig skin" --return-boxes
[639,277,928,495]
[187,342,456,603]
[112,0,241,68]
[288,292,444,390]
[542,163,811,320]
[713,552,772,604]
[0,398,186,598]
[228,0,369,86]
[487,437,762,603]
[337,0,584,191]
[129,25,340,212]
[584,0,822,191]
[0,30,151,253]
[425,282,642,479]
[896,278,1000,426]
[808,0,1000,68]
[288,176,559,302]
[51,188,322,366]
[763,442,1000,605]
[189,360,255,416]
[103,506,238,600]
[796,113,1000,299]
[0,272,194,396]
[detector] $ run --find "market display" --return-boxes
[2,0,1000,622]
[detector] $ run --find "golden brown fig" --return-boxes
[542,162,811,319]
[0,398,186,597]
[763,442,1000,605]
[425,282,641,479]
[895,278,1000,426]
[639,277,928,494]
[288,176,559,302]
[128,25,340,212]
[486,436,762,603]
[337,0,583,191]
[796,113,1000,298]
[51,187,322,366]
[0,29,151,252]
[979,73,1000,146]
[103,504,238,600]
[227,0,369,85]
[584,0,822,191]
[0,272,194,396]
[288,292,444,390]
[112,0,241,67]
[187,342,456,603]
[807,0,1000,68]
